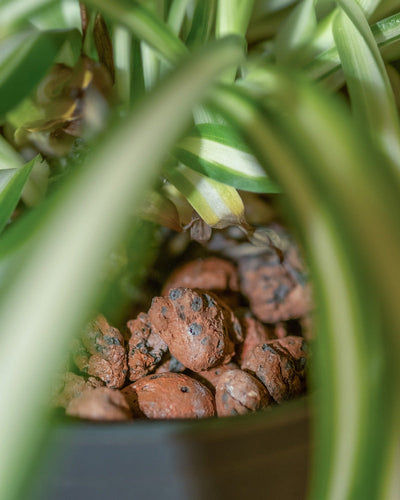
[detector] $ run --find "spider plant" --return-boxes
[1,1,400,499]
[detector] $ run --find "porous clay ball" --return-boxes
[242,337,307,403]
[52,372,103,408]
[162,257,240,296]
[154,354,185,374]
[238,246,312,323]
[278,335,308,379]
[72,314,127,389]
[195,362,239,391]
[234,308,276,365]
[148,288,240,372]
[66,387,132,421]
[126,312,168,381]
[122,372,215,419]
[215,369,272,417]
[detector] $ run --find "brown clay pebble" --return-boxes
[72,315,128,389]
[162,257,240,295]
[234,308,276,365]
[195,362,239,391]
[148,288,240,372]
[122,372,215,419]
[242,338,306,403]
[278,336,309,379]
[162,257,242,309]
[154,353,185,374]
[66,387,132,421]
[126,312,168,381]
[238,245,313,323]
[215,369,272,417]
[52,372,103,408]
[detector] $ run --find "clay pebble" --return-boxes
[242,337,307,403]
[238,246,313,323]
[122,372,215,419]
[72,314,128,389]
[215,369,272,417]
[148,288,240,372]
[52,372,103,408]
[234,308,276,365]
[66,387,132,421]
[126,312,168,382]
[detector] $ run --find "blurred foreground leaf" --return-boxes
[210,68,400,500]
[0,36,244,500]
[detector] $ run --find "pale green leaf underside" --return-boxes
[165,162,245,228]
[174,123,281,193]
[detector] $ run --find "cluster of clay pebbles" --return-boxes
[53,227,313,421]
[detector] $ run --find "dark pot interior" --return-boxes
[28,398,310,500]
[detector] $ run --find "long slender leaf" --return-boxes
[209,72,400,500]
[0,29,75,119]
[167,0,190,35]
[185,0,216,48]
[0,135,21,170]
[0,36,244,500]
[0,159,35,234]
[0,0,54,38]
[333,1,400,177]
[301,12,400,87]
[275,0,317,64]
[165,163,246,228]
[173,123,281,192]
[85,0,187,64]
[216,0,254,82]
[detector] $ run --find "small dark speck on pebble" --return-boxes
[180,386,189,393]
[188,323,202,336]
[169,289,182,300]
[262,344,276,354]
[191,296,203,312]
[103,335,120,346]
[203,293,216,307]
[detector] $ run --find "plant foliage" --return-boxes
[0,1,399,499]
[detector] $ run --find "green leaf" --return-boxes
[275,0,318,64]
[185,0,216,48]
[301,12,400,88]
[209,73,400,500]
[0,29,74,119]
[167,0,190,35]
[333,1,400,177]
[165,162,246,228]
[216,0,254,81]
[0,0,55,38]
[0,35,244,500]
[0,159,35,234]
[173,123,281,192]
[0,135,21,170]
[85,0,187,64]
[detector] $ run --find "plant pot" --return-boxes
[28,398,310,500]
